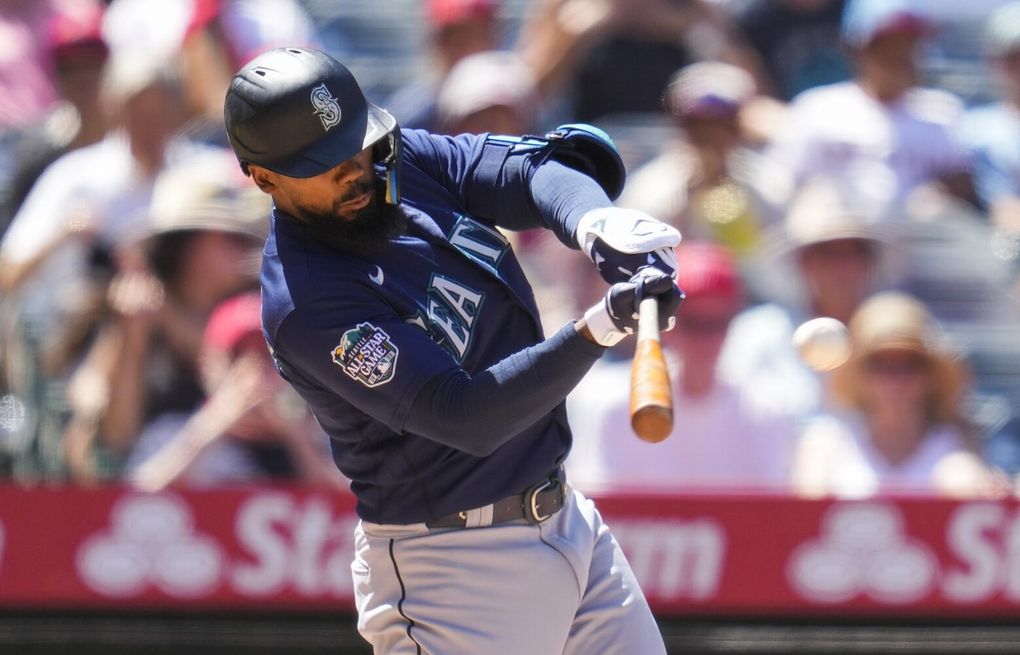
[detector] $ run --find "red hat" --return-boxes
[676,242,742,302]
[428,0,497,28]
[203,292,263,353]
[48,4,108,62]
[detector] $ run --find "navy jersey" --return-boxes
[261,129,602,523]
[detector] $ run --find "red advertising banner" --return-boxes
[1,484,1018,617]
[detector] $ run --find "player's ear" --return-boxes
[247,165,277,194]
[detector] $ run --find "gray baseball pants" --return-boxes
[352,486,666,654]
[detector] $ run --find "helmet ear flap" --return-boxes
[373,125,402,205]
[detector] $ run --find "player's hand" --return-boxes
[581,268,684,347]
[575,207,681,285]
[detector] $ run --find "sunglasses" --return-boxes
[865,353,929,376]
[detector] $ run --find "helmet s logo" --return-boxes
[310,83,342,131]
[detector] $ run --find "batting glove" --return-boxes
[583,268,685,347]
[575,207,682,285]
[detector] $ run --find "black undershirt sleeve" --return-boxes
[525,158,614,248]
[402,323,605,456]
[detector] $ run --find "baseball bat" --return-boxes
[629,296,673,443]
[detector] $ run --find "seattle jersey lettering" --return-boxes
[449,214,510,271]
[426,274,484,361]
[331,322,398,387]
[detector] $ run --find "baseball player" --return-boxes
[224,47,683,654]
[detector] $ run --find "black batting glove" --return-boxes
[583,268,685,347]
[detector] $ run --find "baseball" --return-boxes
[793,317,850,372]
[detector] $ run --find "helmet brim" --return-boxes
[261,103,397,179]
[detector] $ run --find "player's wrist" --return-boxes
[581,302,627,347]
[574,207,608,255]
[573,317,603,346]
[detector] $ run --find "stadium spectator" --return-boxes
[791,292,998,498]
[0,2,109,234]
[0,49,219,342]
[567,242,798,493]
[88,157,266,465]
[386,0,500,131]
[958,2,1020,243]
[434,50,540,135]
[617,60,778,261]
[762,0,974,218]
[125,292,343,491]
[719,177,889,415]
[730,0,851,101]
[0,0,84,131]
[0,47,233,480]
[516,0,764,124]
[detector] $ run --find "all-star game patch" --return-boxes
[331,322,398,387]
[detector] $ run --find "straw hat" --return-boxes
[783,177,885,250]
[145,154,270,241]
[831,292,968,422]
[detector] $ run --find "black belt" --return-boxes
[427,470,567,529]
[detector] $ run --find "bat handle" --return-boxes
[637,296,661,342]
[630,297,674,443]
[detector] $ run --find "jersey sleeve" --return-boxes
[401,129,612,247]
[272,296,460,434]
[273,296,606,454]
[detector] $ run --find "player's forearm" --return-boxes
[403,322,605,456]
[528,160,614,248]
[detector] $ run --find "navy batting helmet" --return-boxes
[224,47,401,203]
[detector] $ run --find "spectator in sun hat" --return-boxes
[0,36,222,342]
[958,2,1020,240]
[73,155,269,466]
[618,61,778,262]
[386,0,500,132]
[791,291,1000,498]
[761,0,974,217]
[719,176,890,416]
[126,291,345,490]
[567,241,799,493]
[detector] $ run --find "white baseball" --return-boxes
[793,317,850,372]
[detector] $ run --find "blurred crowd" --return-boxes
[2,0,1020,501]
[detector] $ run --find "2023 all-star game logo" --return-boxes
[332,323,398,387]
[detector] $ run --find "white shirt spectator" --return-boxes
[0,133,229,332]
[791,413,971,498]
[567,359,798,494]
[766,81,969,216]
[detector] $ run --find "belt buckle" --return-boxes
[524,478,559,525]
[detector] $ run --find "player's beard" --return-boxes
[298,175,407,255]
